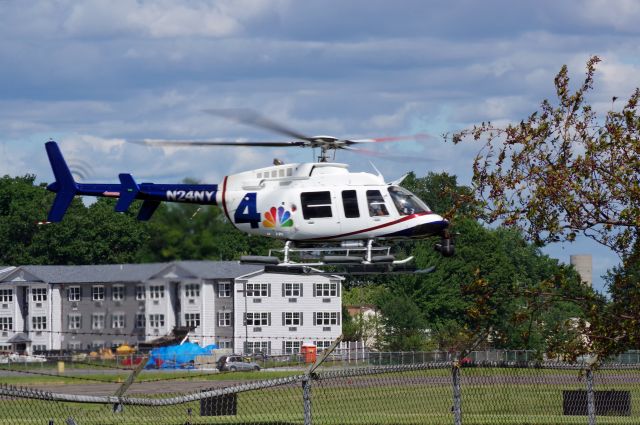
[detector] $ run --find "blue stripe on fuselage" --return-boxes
[74,183,218,205]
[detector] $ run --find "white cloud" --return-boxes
[580,0,640,33]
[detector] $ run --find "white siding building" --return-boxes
[234,270,343,355]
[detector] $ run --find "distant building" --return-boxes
[570,255,592,287]
[0,262,343,354]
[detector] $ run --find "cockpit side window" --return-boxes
[387,186,430,216]
[366,190,389,217]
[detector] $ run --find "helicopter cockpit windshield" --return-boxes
[388,186,431,216]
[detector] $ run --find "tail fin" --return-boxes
[45,141,78,222]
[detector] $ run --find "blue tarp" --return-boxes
[145,342,218,369]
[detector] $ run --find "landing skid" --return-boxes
[240,240,433,275]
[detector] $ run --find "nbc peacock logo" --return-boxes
[263,206,293,228]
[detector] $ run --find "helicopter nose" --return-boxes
[409,216,449,238]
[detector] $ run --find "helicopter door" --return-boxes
[299,191,335,237]
[366,190,390,221]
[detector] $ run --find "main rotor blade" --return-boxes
[130,139,307,148]
[346,133,431,144]
[203,108,314,142]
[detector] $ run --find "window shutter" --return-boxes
[243,312,247,326]
[268,284,271,297]
[300,312,303,326]
[282,283,285,297]
[243,283,246,297]
[336,281,341,297]
[313,312,317,325]
[312,283,316,297]
[268,312,272,326]
[300,284,303,297]
[282,312,285,326]
[282,341,286,354]
[243,341,247,353]
[268,341,272,354]
[337,312,341,325]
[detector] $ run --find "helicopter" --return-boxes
[44,109,454,273]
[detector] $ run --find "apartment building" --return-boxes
[234,270,343,355]
[0,262,343,355]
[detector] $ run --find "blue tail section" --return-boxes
[44,141,219,222]
[45,141,78,222]
[115,174,139,213]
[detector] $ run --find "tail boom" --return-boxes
[45,141,218,222]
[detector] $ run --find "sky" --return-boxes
[1,0,639,292]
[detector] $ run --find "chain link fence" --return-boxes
[1,361,640,424]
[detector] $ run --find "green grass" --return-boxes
[1,368,640,424]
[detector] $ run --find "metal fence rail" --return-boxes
[1,362,640,424]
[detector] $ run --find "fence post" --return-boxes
[586,368,596,425]
[452,361,462,425]
[302,375,312,425]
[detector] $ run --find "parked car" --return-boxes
[217,355,261,372]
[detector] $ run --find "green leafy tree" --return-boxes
[378,293,427,351]
[451,56,640,360]
[0,175,148,265]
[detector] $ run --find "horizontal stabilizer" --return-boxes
[115,173,139,213]
[137,200,161,221]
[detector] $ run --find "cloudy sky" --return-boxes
[2,0,639,291]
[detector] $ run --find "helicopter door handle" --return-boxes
[308,221,315,224]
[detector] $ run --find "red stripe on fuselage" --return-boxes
[306,211,432,241]
[221,176,240,230]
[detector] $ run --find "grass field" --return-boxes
[1,367,639,424]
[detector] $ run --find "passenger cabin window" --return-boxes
[367,190,389,217]
[301,191,333,219]
[388,186,430,216]
[342,190,360,218]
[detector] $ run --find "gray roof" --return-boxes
[0,261,263,284]
[7,333,31,343]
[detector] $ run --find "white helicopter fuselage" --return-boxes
[218,162,449,242]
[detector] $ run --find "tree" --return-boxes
[0,175,148,265]
[451,56,640,257]
[451,57,640,360]
[378,293,428,351]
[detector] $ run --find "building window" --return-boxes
[67,287,80,302]
[136,285,145,300]
[245,283,269,297]
[112,313,125,329]
[68,314,81,330]
[284,312,301,326]
[32,316,47,330]
[315,282,338,297]
[314,340,333,351]
[91,341,105,350]
[284,283,302,297]
[150,285,164,299]
[33,345,47,353]
[218,312,231,327]
[68,341,81,351]
[245,312,270,326]
[149,314,165,328]
[283,340,301,354]
[112,285,125,301]
[0,289,13,303]
[92,286,104,301]
[367,190,389,217]
[92,313,105,330]
[301,191,332,219]
[184,284,200,298]
[0,317,13,331]
[216,339,232,349]
[32,288,47,302]
[246,341,270,354]
[135,313,146,329]
[185,313,200,328]
[218,282,231,297]
[315,312,339,326]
